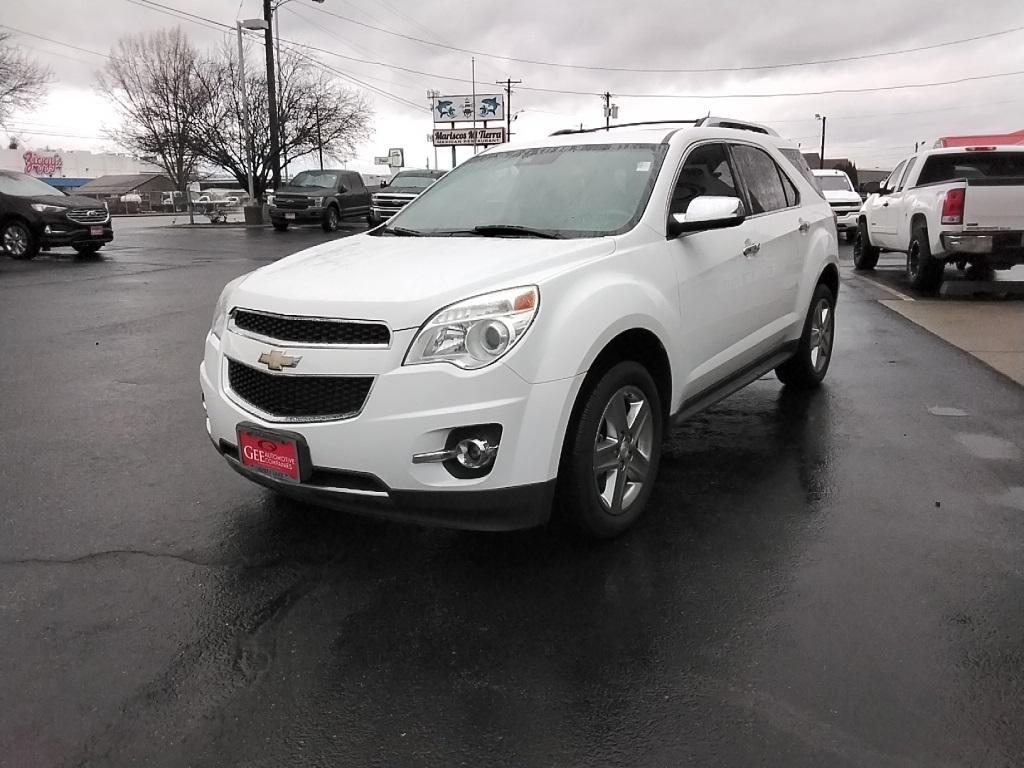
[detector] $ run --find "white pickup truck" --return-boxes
[854,146,1024,292]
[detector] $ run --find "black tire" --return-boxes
[2,220,38,260]
[844,229,857,244]
[906,222,944,294]
[322,205,340,232]
[852,219,879,271]
[73,244,102,256]
[776,282,836,389]
[557,360,663,539]
[366,213,375,226]
[272,220,289,232]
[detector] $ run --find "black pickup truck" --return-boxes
[269,170,371,232]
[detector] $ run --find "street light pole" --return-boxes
[816,113,827,169]
[236,21,258,202]
[263,0,282,192]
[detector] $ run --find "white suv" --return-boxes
[200,119,839,537]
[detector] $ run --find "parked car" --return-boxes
[269,170,370,232]
[370,169,446,225]
[813,169,862,242]
[855,146,1024,291]
[0,170,113,259]
[201,118,839,537]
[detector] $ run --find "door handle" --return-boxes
[798,220,810,233]
[742,242,761,257]
[882,201,889,207]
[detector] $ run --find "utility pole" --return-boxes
[263,0,282,192]
[471,57,478,155]
[496,77,521,143]
[604,92,611,131]
[314,101,323,170]
[275,10,287,182]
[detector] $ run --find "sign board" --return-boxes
[23,151,62,176]
[433,127,506,147]
[387,148,404,168]
[374,156,390,165]
[432,94,505,123]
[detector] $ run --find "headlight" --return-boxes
[311,196,324,207]
[404,286,539,369]
[31,203,66,213]
[210,276,246,339]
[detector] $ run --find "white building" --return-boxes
[0,146,162,191]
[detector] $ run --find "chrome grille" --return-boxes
[66,208,109,224]
[227,360,373,421]
[232,309,390,346]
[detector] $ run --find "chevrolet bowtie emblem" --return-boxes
[258,350,302,371]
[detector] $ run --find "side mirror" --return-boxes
[862,181,880,195]
[380,180,387,188]
[667,196,745,238]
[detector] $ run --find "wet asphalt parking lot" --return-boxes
[2,218,1023,767]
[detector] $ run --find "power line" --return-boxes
[304,6,1024,75]
[0,25,111,58]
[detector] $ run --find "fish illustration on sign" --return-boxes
[479,98,500,116]
[435,100,455,118]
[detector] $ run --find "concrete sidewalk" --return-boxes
[880,299,1024,385]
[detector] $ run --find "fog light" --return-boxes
[454,438,497,469]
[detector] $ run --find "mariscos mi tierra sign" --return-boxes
[23,151,63,176]
[432,127,506,147]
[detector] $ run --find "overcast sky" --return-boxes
[4,0,1024,175]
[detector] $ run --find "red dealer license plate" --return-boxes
[90,226,103,235]
[236,424,310,483]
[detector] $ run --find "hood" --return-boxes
[275,185,333,197]
[820,188,862,205]
[231,233,615,330]
[23,193,104,209]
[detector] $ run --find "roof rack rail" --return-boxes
[694,116,778,136]
[550,119,698,136]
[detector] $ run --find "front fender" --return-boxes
[506,246,679,398]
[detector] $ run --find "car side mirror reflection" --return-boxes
[667,195,746,238]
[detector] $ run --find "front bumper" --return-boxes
[36,220,113,247]
[834,212,859,231]
[270,206,325,223]
[200,329,583,530]
[369,205,402,222]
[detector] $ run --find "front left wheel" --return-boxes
[557,361,663,538]
[322,205,340,232]
[2,220,38,260]
[776,282,836,389]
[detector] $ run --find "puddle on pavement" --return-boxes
[954,433,1023,461]
[929,406,969,417]
[990,487,1024,511]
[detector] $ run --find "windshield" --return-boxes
[388,174,439,189]
[387,143,667,238]
[917,152,1024,185]
[0,172,66,197]
[815,174,854,192]
[289,171,339,188]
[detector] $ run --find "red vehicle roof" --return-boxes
[935,129,1024,148]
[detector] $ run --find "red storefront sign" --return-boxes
[23,151,63,176]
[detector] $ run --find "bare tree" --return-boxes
[194,46,372,200]
[97,28,208,195]
[0,31,53,125]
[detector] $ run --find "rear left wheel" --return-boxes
[907,223,944,294]
[557,361,663,538]
[776,282,836,389]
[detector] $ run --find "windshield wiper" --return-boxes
[381,225,425,236]
[469,224,563,239]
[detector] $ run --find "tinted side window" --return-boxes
[779,148,823,198]
[730,145,788,214]
[778,168,799,207]
[670,143,740,215]
[884,160,907,192]
[897,157,917,190]
[346,172,366,192]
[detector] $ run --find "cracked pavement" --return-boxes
[1,220,1023,767]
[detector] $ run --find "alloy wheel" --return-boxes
[3,225,28,257]
[808,298,834,373]
[592,385,654,515]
